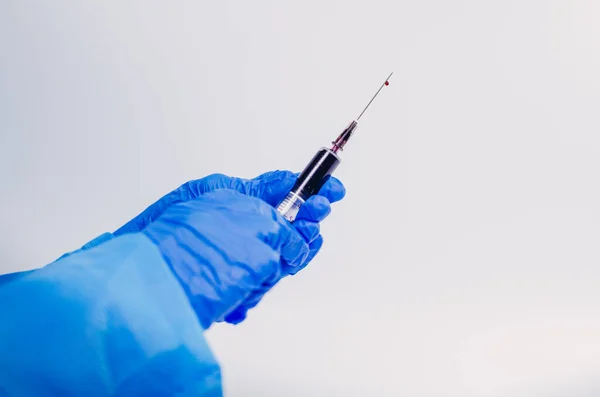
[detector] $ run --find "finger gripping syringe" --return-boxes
[276,72,393,222]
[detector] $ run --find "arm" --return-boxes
[0,232,114,288]
[0,271,33,288]
[0,170,344,397]
[0,233,222,397]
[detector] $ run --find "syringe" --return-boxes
[276,72,393,222]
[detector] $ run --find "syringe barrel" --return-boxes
[276,147,341,222]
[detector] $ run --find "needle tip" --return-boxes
[355,71,394,121]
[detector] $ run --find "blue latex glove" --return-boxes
[115,171,345,327]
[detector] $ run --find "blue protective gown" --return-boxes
[0,233,222,397]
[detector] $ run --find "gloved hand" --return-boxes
[115,171,345,327]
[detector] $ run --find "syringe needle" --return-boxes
[356,72,393,121]
[330,71,393,153]
[276,71,393,222]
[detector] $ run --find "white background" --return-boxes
[1,1,600,396]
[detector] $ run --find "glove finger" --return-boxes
[305,234,324,265]
[278,225,310,268]
[222,291,261,324]
[258,206,310,268]
[223,306,248,324]
[228,231,324,324]
[293,219,320,244]
[318,176,346,203]
[222,282,273,324]
[296,195,331,222]
[247,170,297,206]
[284,235,324,276]
[223,262,282,324]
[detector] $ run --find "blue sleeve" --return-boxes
[0,233,115,289]
[0,234,222,397]
[0,271,34,288]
